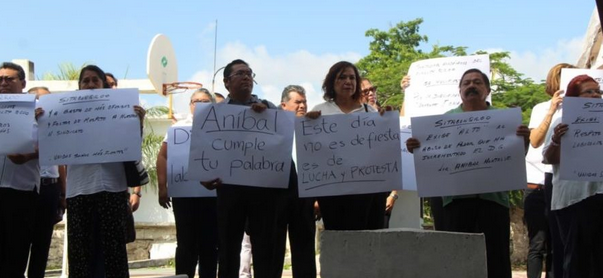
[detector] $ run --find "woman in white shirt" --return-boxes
[543,74,603,278]
[306,61,380,231]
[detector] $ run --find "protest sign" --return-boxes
[400,117,417,191]
[560,97,603,181]
[187,104,294,188]
[167,125,216,197]
[411,108,526,197]
[295,112,402,197]
[38,89,142,166]
[404,54,490,117]
[0,94,36,154]
[560,68,603,95]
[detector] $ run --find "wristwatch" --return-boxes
[133,191,142,198]
[389,194,399,200]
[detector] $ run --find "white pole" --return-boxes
[60,213,68,278]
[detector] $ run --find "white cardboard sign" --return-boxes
[0,94,36,154]
[404,54,490,117]
[187,104,295,188]
[411,108,526,197]
[400,117,417,191]
[560,97,603,181]
[295,112,402,197]
[37,89,142,166]
[167,126,216,197]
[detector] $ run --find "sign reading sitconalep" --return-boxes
[187,104,295,188]
[295,112,402,197]
[0,94,36,155]
[411,108,526,197]
[560,97,603,181]
[38,89,142,166]
[167,125,216,197]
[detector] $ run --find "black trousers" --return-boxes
[172,197,218,278]
[28,181,62,278]
[0,188,36,278]
[216,185,284,278]
[442,198,511,278]
[274,165,316,278]
[430,197,445,231]
[317,193,376,231]
[544,172,563,278]
[524,186,552,278]
[367,192,388,229]
[556,194,603,278]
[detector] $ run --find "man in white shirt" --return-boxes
[0,62,40,278]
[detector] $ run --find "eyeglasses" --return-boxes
[0,76,19,83]
[228,70,256,79]
[580,89,603,96]
[361,86,377,95]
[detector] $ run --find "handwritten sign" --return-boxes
[560,97,603,181]
[187,104,294,188]
[411,108,526,197]
[0,94,36,154]
[167,126,216,197]
[404,55,490,117]
[38,89,142,166]
[295,112,402,197]
[560,68,603,95]
[400,117,417,191]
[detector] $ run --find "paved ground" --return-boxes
[49,267,531,277]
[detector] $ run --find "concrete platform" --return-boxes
[320,228,487,278]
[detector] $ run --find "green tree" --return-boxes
[40,62,87,80]
[356,18,467,107]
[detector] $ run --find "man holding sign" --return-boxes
[199,59,287,278]
[407,69,530,278]
[0,62,40,277]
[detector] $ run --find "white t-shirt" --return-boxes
[525,101,555,184]
[66,163,127,198]
[311,100,377,115]
[0,156,40,192]
[544,113,603,210]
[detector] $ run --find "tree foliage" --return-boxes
[356,18,467,108]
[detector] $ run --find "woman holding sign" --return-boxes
[306,61,384,231]
[543,74,603,278]
[44,65,146,277]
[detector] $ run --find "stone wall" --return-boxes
[47,223,177,270]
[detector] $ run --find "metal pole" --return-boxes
[212,20,218,94]
[60,214,68,278]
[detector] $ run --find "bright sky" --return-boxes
[1,1,596,114]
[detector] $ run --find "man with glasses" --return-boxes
[200,59,286,278]
[0,62,40,277]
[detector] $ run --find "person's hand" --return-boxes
[158,187,171,209]
[549,90,563,113]
[129,193,141,212]
[250,103,267,113]
[35,108,44,121]
[305,111,321,119]
[313,200,321,221]
[400,75,411,91]
[552,123,568,145]
[385,194,397,214]
[405,138,421,153]
[200,178,222,190]
[379,106,394,116]
[7,153,34,164]
[516,125,531,148]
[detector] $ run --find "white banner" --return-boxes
[167,126,216,197]
[560,97,603,181]
[411,108,526,197]
[187,104,295,188]
[400,117,417,191]
[0,94,36,154]
[38,89,142,166]
[404,54,490,117]
[560,68,603,95]
[295,112,402,197]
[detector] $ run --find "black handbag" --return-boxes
[123,160,149,188]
